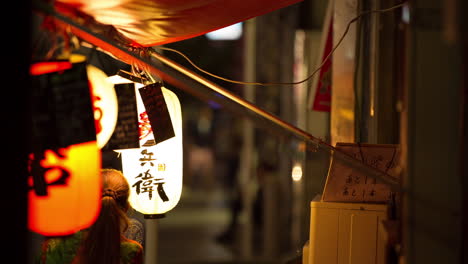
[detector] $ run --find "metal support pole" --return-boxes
[238,17,256,258]
[144,214,164,264]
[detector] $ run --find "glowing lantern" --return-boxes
[110,76,183,215]
[87,65,118,149]
[28,143,101,235]
[29,61,101,236]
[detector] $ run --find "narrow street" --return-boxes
[157,187,234,264]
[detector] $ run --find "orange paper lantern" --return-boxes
[29,61,101,236]
[28,142,101,236]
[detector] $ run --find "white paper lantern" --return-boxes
[109,76,183,215]
[87,65,118,149]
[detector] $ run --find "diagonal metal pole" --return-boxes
[35,3,402,191]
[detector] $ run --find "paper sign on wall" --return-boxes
[321,143,400,203]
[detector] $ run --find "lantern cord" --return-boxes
[117,69,149,84]
[154,1,407,87]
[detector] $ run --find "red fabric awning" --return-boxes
[54,0,303,47]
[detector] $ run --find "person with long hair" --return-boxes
[37,168,144,264]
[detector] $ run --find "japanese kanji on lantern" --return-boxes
[111,77,183,216]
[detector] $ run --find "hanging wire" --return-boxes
[154,1,407,87]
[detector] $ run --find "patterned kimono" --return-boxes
[36,231,143,264]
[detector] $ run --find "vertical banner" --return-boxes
[120,87,183,215]
[29,61,101,236]
[308,0,333,112]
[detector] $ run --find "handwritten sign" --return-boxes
[103,83,140,150]
[31,61,95,150]
[321,143,400,203]
[138,83,175,144]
